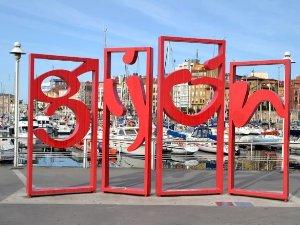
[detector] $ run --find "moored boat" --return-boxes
[0,129,14,161]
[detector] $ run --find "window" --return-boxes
[118,130,125,136]
[125,129,137,135]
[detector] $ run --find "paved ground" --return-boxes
[0,165,23,201]
[1,204,300,225]
[1,165,300,225]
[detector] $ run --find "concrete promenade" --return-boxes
[0,165,300,225]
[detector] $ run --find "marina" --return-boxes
[1,116,300,171]
[1,123,300,170]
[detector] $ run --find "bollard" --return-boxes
[281,143,284,171]
[250,143,253,160]
[83,139,88,168]
[151,141,155,170]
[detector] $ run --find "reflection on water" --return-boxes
[33,147,300,170]
[104,152,218,170]
[36,156,82,167]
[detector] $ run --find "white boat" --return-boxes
[236,135,257,143]
[235,126,262,135]
[36,115,50,128]
[57,121,72,136]
[111,127,145,156]
[290,138,300,150]
[251,135,281,146]
[0,129,14,161]
[168,141,199,154]
[35,115,57,135]
[197,142,240,155]
[0,139,14,161]
[198,142,218,154]
[228,129,282,148]
[191,126,240,155]
[164,128,199,154]
[233,130,300,151]
[166,126,216,155]
[18,117,38,147]
[67,116,76,126]
[236,134,282,148]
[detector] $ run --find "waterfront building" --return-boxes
[237,72,285,123]
[78,81,92,109]
[152,79,158,114]
[291,75,300,121]
[172,59,218,114]
[0,93,14,115]
[98,81,104,117]
[23,69,300,123]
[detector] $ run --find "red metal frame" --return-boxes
[156,36,226,196]
[228,59,291,201]
[27,53,99,197]
[102,47,153,196]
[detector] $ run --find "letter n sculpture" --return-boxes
[228,59,291,201]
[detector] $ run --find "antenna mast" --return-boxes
[104,26,108,47]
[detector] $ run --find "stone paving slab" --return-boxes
[2,187,300,207]
[1,166,299,207]
[16,167,300,195]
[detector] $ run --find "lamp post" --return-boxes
[283,51,293,62]
[283,51,296,119]
[282,51,295,171]
[10,42,25,168]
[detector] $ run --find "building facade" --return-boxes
[24,70,300,124]
[0,93,14,115]
[291,75,300,121]
[172,59,218,114]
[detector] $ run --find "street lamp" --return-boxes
[283,51,295,63]
[283,51,296,117]
[10,42,25,168]
[281,51,295,171]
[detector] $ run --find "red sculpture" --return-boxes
[25,36,291,202]
[27,54,99,197]
[228,59,291,201]
[102,47,153,196]
[156,36,226,196]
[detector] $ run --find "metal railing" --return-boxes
[2,136,299,170]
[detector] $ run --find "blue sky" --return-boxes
[0,0,300,101]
